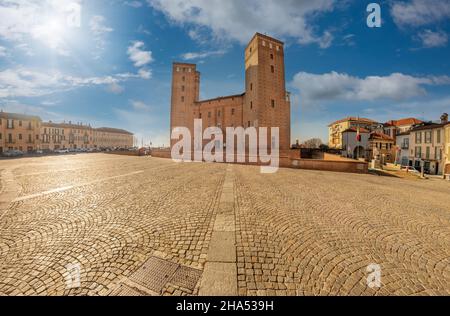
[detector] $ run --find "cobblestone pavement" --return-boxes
[0,154,449,296]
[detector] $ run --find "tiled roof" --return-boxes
[385,118,423,127]
[95,127,133,135]
[329,117,378,126]
[410,123,446,131]
[342,127,370,134]
[0,111,42,121]
[369,132,395,141]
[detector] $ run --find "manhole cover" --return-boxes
[110,284,145,296]
[129,257,179,293]
[170,266,202,291]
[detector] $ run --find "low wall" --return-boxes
[151,149,172,159]
[290,158,368,174]
[106,151,139,156]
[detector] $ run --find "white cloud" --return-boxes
[147,0,336,47]
[291,71,450,103]
[390,0,450,28]
[0,67,147,98]
[0,45,6,56]
[130,100,151,111]
[124,1,144,8]
[0,0,82,55]
[181,49,226,60]
[90,15,113,58]
[417,29,448,48]
[127,41,153,67]
[107,82,125,94]
[138,69,152,79]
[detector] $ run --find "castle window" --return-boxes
[270,53,274,60]
[199,113,202,119]
[250,101,253,109]
[276,46,280,51]
[231,109,235,115]
[182,76,185,82]
[271,100,275,108]
[269,43,273,49]
[181,96,185,102]
[182,85,185,92]
[271,65,275,73]
[248,121,251,127]
[188,68,192,73]
[176,67,180,72]
[250,83,253,91]
[262,41,266,46]
[208,112,211,118]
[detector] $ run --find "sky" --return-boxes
[0,0,450,146]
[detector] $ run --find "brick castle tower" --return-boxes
[170,33,291,153]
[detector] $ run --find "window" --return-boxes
[176,67,180,72]
[0,133,2,140]
[208,112,211,118]
[269,43,273,49]
[426,147,430,159]
[415,132,422,144]
[271,65,274,73]
[262,41,266,47]
[248,121,251,127]
[7,119,13,129]
[415,147,422,158]
[19,134,22,140]
[19,120,22,127]
[276,46,280,51]
[270,53,274,60]
[182,76,185,82]
[36,135,39,140]
[181,96,185,102]
[182,85,185,92]
[271,99,275,108]
[250,101,253,109]
[231,109,235,116]
[218,110,221,117]
[437,130,441,143]
[250,83,253,91]
[425,131,432,143]
[436,147,442,160]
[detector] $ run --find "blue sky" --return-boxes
[1,0,449,146]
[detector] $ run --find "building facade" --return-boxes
[341,127,370,160]
[328,117,379,150]
[445,123,450,175]
[410,123,445,175]
[170,33,291,155]
[0,112,42,154]
[369,132,396,164]
[0,111,133,153]
[396,132,411,166]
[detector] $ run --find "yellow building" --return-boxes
[328,117,379,150]
[41,122,94,151]
[445,123,450,175]
[93,128,134,149]
[0,112,42,154]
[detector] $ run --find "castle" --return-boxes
[170,33,291,154]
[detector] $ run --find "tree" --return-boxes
[302,138,323,149]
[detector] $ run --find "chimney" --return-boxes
[441,113,448,124]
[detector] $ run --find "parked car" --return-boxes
[3,150,24,157]
[56,149,70,154]
[36,150,44,155]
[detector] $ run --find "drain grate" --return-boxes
[129,257,179,294]
[170,266,202,291]
[110,284,145,296]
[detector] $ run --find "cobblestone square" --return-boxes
[0,154,449,296]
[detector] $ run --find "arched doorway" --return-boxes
[353,146,365,159]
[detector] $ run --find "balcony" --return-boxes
[401,144,409,150]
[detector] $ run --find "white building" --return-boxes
[342,127,370,160]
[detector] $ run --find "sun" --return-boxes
[31,17,68,52]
